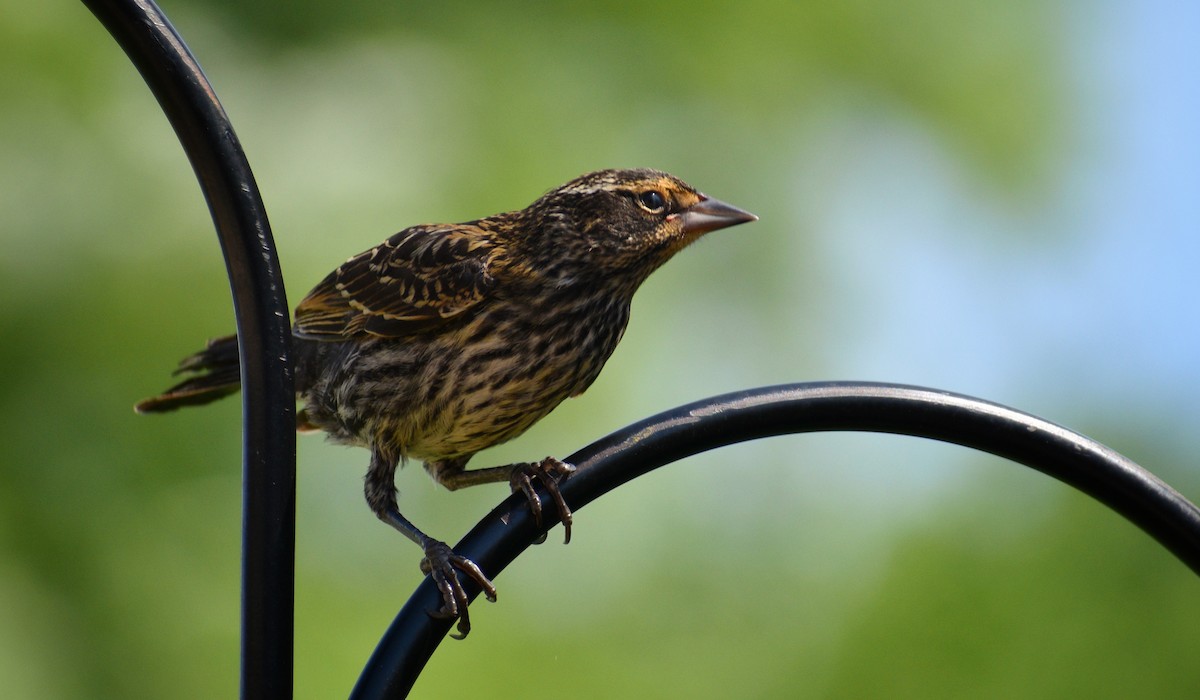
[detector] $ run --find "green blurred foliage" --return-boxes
[1,0,1195,698]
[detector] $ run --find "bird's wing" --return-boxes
[293,223,500,339]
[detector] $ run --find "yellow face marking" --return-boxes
[626,176,702,213]
[671,187,703,211]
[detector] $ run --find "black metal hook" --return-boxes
[351,381,1200,698]
[82,1,297,698]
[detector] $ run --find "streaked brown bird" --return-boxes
[137,168,756,637]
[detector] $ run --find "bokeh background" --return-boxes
[3,0,1197,697]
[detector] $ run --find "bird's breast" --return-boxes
[399,292,632,460]
[296,288,633,462]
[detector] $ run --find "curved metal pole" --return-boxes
[82,1,296,698]
[352,381,1200,698]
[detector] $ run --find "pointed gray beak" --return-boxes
[678,195,758,235]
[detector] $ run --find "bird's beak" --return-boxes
[677,196,758,235]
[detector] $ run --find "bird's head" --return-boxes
[513,168,757,285]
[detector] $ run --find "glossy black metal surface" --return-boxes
[352,381,1200,698]
[81,1,296,697]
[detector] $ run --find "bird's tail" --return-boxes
[135,334,242,413]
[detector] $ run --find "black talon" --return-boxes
[510,457,576,544]
[419,538,497,640]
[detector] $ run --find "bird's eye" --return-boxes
[636,190,667,214]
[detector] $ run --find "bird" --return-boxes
[136,168,757,637]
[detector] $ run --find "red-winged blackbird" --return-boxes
[137,168,756,637]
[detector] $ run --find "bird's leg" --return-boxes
[426,456,576,544]
[366,447,496,639]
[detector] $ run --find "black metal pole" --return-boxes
[81,1,296,697]
[352,381,1200,698]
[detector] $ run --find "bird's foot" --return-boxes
[419,539,497,640]
[510,456,576,544]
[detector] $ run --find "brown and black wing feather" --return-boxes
[139,224,502,412]
[293,224,501,340]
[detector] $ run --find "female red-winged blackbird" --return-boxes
[138,168,756,637]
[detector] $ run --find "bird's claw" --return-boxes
[419,539,497,640]
[510,456,575,544]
